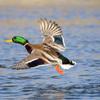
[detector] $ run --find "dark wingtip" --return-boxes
[0,64,7,68]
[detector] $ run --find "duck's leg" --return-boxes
[55,64,64,75]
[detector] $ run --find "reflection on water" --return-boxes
[0,5,100,100]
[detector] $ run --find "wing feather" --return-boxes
[39,18,66,51]
[39,18,63,36]
[11,52,46,69]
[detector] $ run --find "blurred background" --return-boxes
[0,0,99,35]
[0,0,100,100]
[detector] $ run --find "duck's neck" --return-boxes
[24,43,33,54]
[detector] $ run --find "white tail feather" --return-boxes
[61,64,74,70]
[60,61,76,70]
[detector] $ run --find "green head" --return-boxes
[12,36,29,45]
[5,36,29,45]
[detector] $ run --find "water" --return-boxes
[0,6,100,100]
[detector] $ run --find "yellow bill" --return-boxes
[4,39,13,43]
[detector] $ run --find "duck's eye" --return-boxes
[13,36,16,39]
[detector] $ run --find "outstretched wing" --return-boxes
[39,18,66,51]
[11,52,47,69]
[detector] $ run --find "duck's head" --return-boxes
[5,36,29,45]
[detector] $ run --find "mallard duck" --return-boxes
[5,19,76,75]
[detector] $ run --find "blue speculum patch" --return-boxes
[54,35,64,46]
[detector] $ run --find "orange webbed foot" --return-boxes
[55,65,64,75]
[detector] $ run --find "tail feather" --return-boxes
[60,60,76,70]
[60,64,74,70]
[57,52,74,65]
[57,52,76,70]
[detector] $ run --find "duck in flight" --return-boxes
[5,19,76,75]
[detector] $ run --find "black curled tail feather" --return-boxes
[57,52,75,65]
